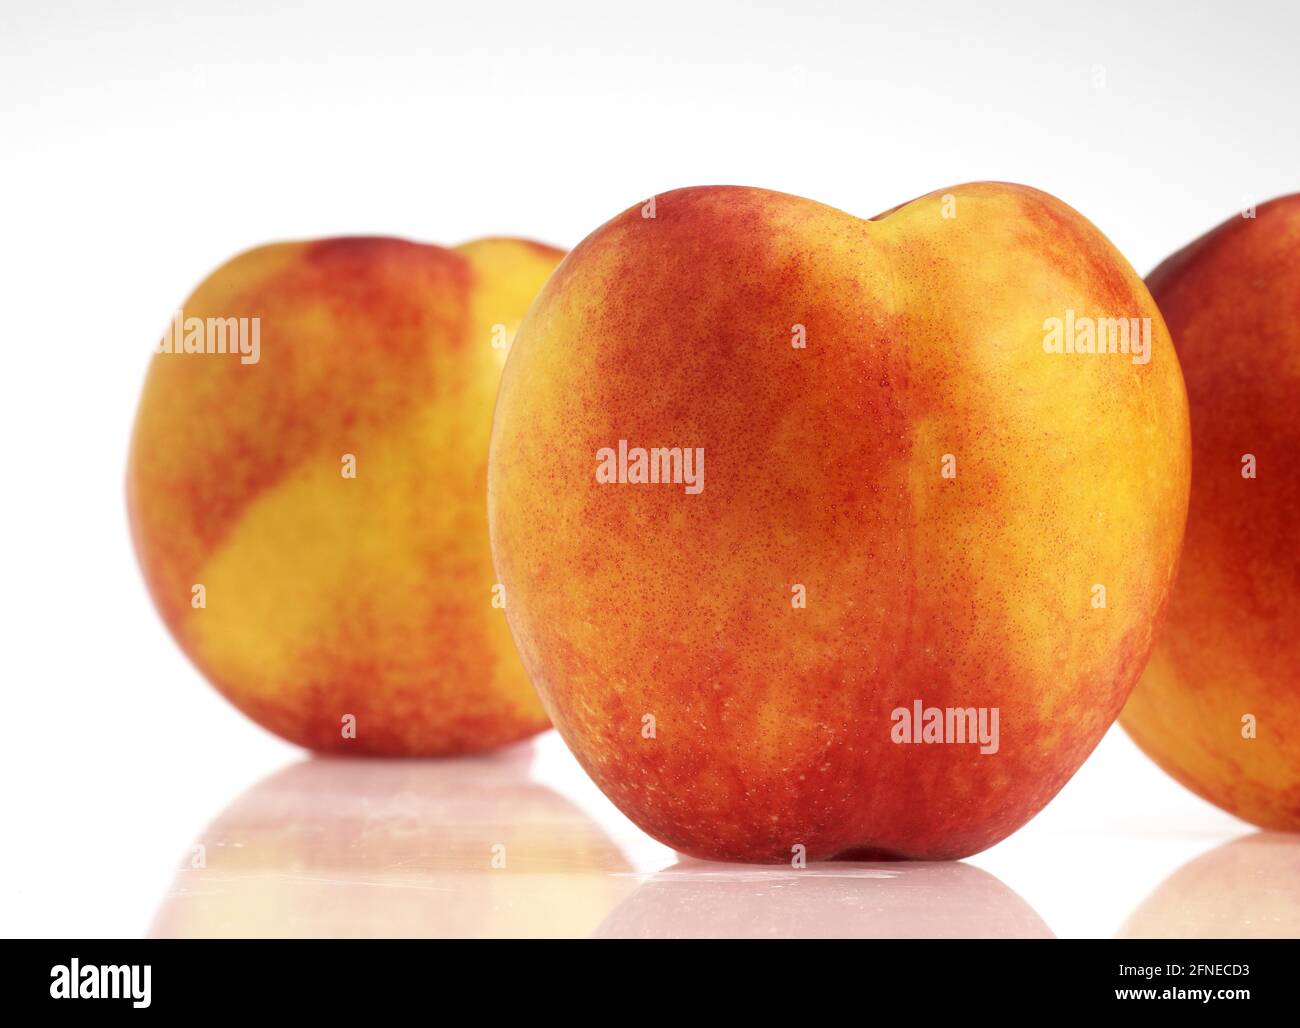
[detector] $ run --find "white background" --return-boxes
[1,0,1296,938]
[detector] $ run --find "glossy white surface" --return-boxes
[6,724,1297,939]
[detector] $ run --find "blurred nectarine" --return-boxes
[129,236,562,754]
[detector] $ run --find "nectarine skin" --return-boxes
[129,236,562,755]
[489,184,1191,861]
[1121,196,1300,831]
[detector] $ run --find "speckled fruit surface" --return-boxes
[489,184,1190,861]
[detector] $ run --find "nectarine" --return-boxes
[129,235,562,754]
[488,184,1191,861]
[1121,196,1300,830]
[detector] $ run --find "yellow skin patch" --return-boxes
[129,235,563,754]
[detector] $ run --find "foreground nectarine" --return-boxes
[129,236,562,754]
[488,184,1190,861]
[1121,196,1300,830]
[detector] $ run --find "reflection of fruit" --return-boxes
[129,237,562,754]
[489,183,1190,861]
[1121,197,1300,831]
[1121,832,1300,938]
[597,859,1051,938]
[150,750,635,938]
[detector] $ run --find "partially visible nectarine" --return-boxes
[1121,196,1300,830]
